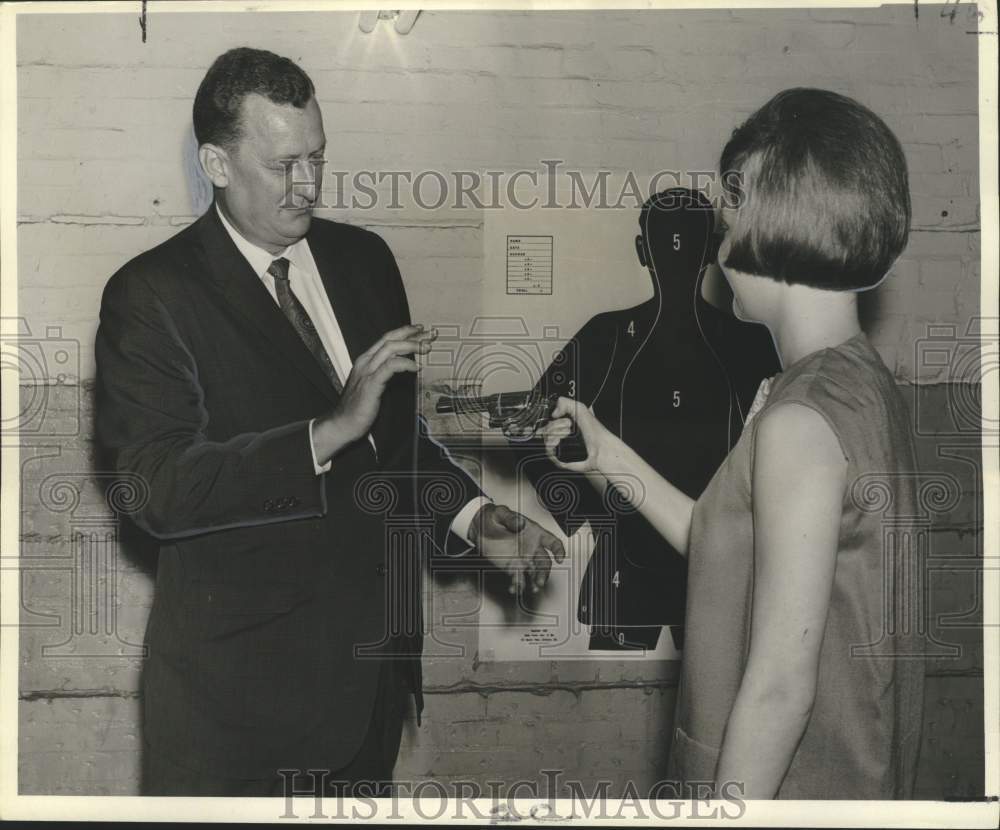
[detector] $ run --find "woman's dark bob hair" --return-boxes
[719,88,910,291]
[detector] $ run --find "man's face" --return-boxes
[216,93,326,253]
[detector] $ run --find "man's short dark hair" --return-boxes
[719,87,911,291]
[193,47,315,149]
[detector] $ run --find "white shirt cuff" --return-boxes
[450,496,493,545]
[308,418,332,475]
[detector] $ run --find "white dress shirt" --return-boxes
[215,204,486,543]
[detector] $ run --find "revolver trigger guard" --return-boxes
[501,420,539,442]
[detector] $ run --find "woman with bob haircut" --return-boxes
[542,88,924,799]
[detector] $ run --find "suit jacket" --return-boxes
[95,205,480,778]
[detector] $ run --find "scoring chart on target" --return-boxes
[506,235,554,295]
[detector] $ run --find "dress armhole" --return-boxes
[753,398,852,467]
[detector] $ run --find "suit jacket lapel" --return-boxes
[307,222,401,462]
[306,222,379,363]
[195,207,339,405]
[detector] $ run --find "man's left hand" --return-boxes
[468,504,566,594]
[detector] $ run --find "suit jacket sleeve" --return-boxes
[95,267,326,540]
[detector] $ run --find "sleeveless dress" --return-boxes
[666,332,925,799]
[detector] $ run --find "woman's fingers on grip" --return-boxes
[549,417,573,436]
[541,417,572,449]
[549,395,580,421]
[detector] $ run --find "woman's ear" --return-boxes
[700,264,735,312]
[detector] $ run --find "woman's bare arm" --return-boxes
[714,401,846,798]
[542,397,695,556]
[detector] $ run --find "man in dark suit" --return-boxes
[94,47,564,797]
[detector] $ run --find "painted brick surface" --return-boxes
[13,5,985,799]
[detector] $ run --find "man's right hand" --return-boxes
[311,324,436,464]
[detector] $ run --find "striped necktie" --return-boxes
[267,257,344,395]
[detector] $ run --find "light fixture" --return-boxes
[358,9,421,35]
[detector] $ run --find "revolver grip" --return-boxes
[555,430,589,463]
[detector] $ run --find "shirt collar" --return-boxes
[215,202,312,278]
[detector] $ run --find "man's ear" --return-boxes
[634,234,647,268]
[198,143,230,189]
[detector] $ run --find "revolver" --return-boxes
[435,389,589,463]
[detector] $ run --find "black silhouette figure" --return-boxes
[517,188,780,651]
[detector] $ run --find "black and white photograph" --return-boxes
[0,0,996,825]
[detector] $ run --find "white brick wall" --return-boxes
[13,5,985,798]
[16,6,981,383]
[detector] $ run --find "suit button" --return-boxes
[375,565,388,576]
[263,499,274,512]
